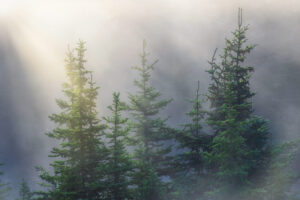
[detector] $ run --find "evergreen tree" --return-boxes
[128,40,172,200]
[103,92,133,200]
[17,179,32,200]
[36,41,107,200]
[172,81,211,199]
[0,163,9,200]
[248,140,300,200]
[206,8,269,198]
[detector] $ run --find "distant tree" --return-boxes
[0,163,10,200]
[172,81,212,199]
[17,179,32,200]
[103,92,133,200]
[205,8,269,198]
[128,40,172,200]
[247,140,300,200]
[36,41,107,200]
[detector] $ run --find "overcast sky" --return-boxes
[0,0,300,197]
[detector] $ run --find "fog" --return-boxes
[0,0,300,197]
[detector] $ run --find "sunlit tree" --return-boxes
[36,41,107,200]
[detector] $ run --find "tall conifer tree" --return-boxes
[128,41,172,200]
[103,92,133,200]
[206,8,269,197]
[37,41,107,200]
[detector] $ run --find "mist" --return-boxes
[0,0,300,198]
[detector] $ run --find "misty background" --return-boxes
[0,0,300,197]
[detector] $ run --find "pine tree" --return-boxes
[103,92,133,200]
[17,179,32,200]
[206,8,269,197]
[128,40,172,200]
[172,81,212,199]
[36,41,107,200]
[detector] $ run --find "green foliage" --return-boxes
[179,81,211,174]
[171,81,212,200]
[205,8,269,197]
[25,9,300,200]
[247,140,300,200]
[103,92,133,200]
[36,40,107,200]
[17,179,32,200]
[128,40,172,200]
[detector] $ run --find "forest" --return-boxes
[1,6,300,200]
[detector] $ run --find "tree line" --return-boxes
[2,9,300,200]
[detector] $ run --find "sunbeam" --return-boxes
[0,0,300,199]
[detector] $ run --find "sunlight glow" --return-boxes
[0,0,23,18]
[0,0,111,84]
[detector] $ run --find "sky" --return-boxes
[0,0,300,197]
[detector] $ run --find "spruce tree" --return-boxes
[103,92,133,200]
[206,8,269,197]
[17,179,32,200]
[172,81,211,199]
[128,40,172,200]
[36,41,107,200]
